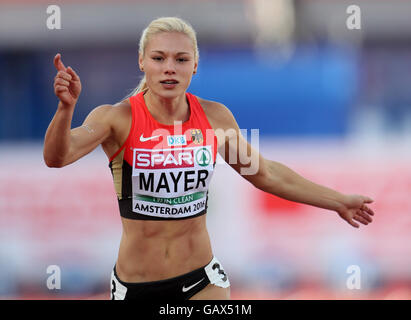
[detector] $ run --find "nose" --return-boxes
[164,58,176,75]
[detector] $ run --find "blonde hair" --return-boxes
[127,17,199,98]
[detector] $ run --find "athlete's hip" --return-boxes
[111,256,230,300]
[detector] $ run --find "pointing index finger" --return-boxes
[54,53,66,71]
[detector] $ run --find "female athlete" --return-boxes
[43,17,375,300]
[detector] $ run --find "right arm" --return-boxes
[43,54,113,168]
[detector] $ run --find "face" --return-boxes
[139,32,198,99]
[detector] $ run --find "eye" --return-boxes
[152,56,163,61]
[177,58,189,63]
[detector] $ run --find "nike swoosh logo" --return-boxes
[182,278,205,293]
[140,134,161,142]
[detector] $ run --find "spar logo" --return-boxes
[135,149,194,169]
[134,147,212,169]
[195,148,211,167]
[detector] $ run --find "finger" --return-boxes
[353,215,369,225]
[347,219,360,228]
[56,71,72,81]
[358,210,373,222]
[363,196,374,204]
[55,86,68,93]
[55,78,70,87]
[361,204,375,216]
[54,53,67,71]
[66,66,80,81]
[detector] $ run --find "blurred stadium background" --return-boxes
[1,0,411,300]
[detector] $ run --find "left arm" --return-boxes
[204,101,375,228]
[258,160,375,228]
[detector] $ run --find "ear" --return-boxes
[193,60,198,75]
[138,54,144,72]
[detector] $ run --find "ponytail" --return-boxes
[126,75,148,99]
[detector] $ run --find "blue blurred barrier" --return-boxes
[0,45,358,140]
[190,46,358,136]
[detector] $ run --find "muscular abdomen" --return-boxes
[115,215,213,282]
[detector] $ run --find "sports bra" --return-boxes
[108,91,217,220]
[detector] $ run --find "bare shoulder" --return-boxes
[105,98,132,140]
[195,96,237,131]
[86,99,131,155]
[102,99,131,118]
[83,99,130,125]
[112,99,132,118]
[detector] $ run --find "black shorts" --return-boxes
[110,256,230,300]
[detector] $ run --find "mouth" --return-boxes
[160,80,179,84]
[160,79,179,89]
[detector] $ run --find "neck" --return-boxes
[144,90,190,125]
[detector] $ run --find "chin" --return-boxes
[156,87,186,99]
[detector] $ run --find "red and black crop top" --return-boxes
[108,91,217,220]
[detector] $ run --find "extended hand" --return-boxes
[53,53,81,107]
[337,194,375,228]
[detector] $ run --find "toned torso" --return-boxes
[100,95,226,283]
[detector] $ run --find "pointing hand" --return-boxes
[53,53,82,107]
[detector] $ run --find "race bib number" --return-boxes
[131,146,214,218]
